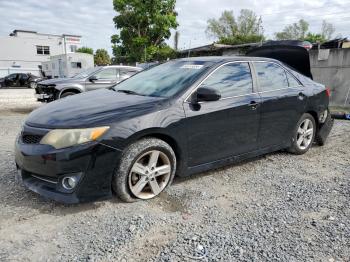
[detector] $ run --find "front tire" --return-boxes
[112,138,176,202]
[288,113,316,155]
[60,92,76,99]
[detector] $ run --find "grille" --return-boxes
[22,134,43,144]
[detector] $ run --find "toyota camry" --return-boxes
[15,49,333,203]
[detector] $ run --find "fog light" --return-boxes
[62,176,77,190]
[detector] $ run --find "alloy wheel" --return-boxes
[128,150,171,199]
[296,118,314,150]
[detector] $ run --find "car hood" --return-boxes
[26,89,165,128]
[39,77,83,85]
[246,45,313,79]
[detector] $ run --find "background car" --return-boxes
[0,73,42,88]
[34,65,142,102]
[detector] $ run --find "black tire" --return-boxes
[112,138,176,202]
[60,92,76,98]
[288,113,316,155]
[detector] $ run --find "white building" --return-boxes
[42,53,94,78]
[0,30,83,77]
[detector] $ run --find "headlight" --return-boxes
[40,126,109,149]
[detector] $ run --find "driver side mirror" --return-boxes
[88,75,98,82]
[195,87,221,102]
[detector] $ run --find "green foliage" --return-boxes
[219,34,264,45]
[275,19,309,40]
[304,33,326,44]
[275,19,335,42]
[206,9,264,45]
[111,0,178,63]
[76,46,94,55]
[94,49,111,66]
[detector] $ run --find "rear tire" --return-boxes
[112,138,176,202]
[288,113,316,155]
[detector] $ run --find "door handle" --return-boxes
[249,101,259,110]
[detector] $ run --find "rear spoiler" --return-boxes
[246,45,313,79]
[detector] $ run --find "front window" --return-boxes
[112,60,213,97]
[200,62,253,98]
[95,68,117,80]
[72,67,101,78]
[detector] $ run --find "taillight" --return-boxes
[326,87,331,97]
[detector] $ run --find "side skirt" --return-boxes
[183,144,287,177]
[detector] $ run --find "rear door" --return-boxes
[253,61,306,148]
[18,74,29,86]
[86,67,118,91]
[184,62,261,167]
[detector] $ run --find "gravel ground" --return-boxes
[0,89,349,261]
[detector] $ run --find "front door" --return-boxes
[184,62,261,167]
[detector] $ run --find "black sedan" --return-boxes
[0,73,42,88]
[14,55,333,203]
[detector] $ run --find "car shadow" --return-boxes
[172,150,289,185]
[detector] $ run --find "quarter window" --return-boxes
[95,68,117,80]
[286,71,301,87]
[255,62,288,91]
[201,62,253,98]
[36,46,50,55]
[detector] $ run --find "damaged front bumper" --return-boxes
[35,84,57,102]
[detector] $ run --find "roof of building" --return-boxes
[9,29,81,38]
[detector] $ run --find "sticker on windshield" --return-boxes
[181,64,203,70]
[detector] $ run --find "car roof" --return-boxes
[175,56,278,64]
[102,65,142,70]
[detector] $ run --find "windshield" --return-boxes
[112,60,214,97]
[73,67,101,79]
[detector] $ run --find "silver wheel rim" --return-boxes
[296,118,314,150]
[128,150,171,199]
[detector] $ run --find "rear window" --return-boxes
[254,62,288,91]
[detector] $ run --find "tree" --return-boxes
[111,0,178,63]
[206,9,264,45]
[275,19,336,42]
[76,46,94,55]
[94,49,111,66]
[304,33,326,43]
[275,19,309,40]
[321,20,335,40]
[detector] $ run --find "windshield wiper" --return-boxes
[116,89,144,96]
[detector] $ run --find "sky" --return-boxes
[0,0,349,55]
